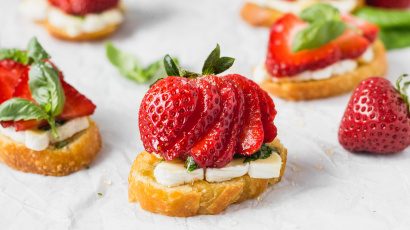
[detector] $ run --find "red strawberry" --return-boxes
[266,14,341,77]
[366,0,410,9]
[334,30,370,60]
[0,60,28,103]
[339,76,410,154]
[48,0,119,15]
[342,15,379,42]
[59,80,96,120]
[226,74,264,156]
[138,77,199,160]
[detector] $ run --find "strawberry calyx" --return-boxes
[396,74,410,112]
[163,44,235,78]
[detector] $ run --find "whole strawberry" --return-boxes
[48,0,119,15]
[366,0,410,9]
[339,76,410,154]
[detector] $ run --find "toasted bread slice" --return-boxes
[241,1,365,28]
[128,138,287,217]
[43,21,120,41]
[0,119,102,176]
[259,40,387,101]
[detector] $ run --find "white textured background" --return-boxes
[0,0,410,229]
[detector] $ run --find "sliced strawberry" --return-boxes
[266,14,341,77]
[48,0,120,15]
[139,77,199,160]
[0,60,28,103]
[59,80,96,120]
[333,30,370,60]
[190,76,237,167]
[166,77,222,160]
[226,75,264,156]
[342,14,379,43]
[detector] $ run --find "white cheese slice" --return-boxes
[50,117,89,143]
[154,161,204,187]
[248,153,282,179]
[25,130,49,151]
[205,159,249,183]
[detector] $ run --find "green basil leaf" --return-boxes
[300,3,341,23]
[379,28,410,50]
[185,156,199,172]
[292,20,346,52]
[0,49,29,64]
[164,54,182,76]
[355,7,410,29]
[27,37,50,62]
[243,144,277,163]
[202,44,221,75]
[0,98,47,121]
[29,62,65,117]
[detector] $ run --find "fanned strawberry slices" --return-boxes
[139,46,278,168]
[265,5,379,78]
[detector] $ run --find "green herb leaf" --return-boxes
[54,139,70,149]
[29,62,65,117]
[0,49,29,64]
[396,74,409,111]
[300,3,341,23]
[379,28,410,50]
[0,98,48,122]
[355,7,410,29]
[185,156,199,172]
[27,37,50,62]
[164,54,182,77]
[292,20,346,52]
[202,44,235,75]
[243,144,277,163]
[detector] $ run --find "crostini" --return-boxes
[254,4,387,101]
[0,38,101,176]
[241,0,364,27]
[129,45,287,217]
[20,0,124,41]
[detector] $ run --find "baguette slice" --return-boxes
[241,1,365,28]
[0,119,102,176]
[128,138,287,217]
[259,40,387,101]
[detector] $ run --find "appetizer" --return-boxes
[0,38,101,176]
[355,7,410,50]
[339,75,410,154]
[20,0,124,41]
[241,0,364,27]
[255,4,387,101]
[129,45,287,217]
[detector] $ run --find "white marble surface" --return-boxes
[0,0,409,229]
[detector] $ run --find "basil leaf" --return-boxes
[0,98,47,121]
[185,156,199,172]
[0,49,29,64]
[29,62,65,117]
[355,7,410,29]
[27,37,50,62]
[202,44,235,75]
[379,28,410,50]
[300,3,341,23]
[292,20,346,52]
[243,144,277,163]
[164,54,182,76]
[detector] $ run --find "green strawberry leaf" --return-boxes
[0,49,29,64]
[0,98,48,122]
[202,44,235,75]
[164,54,183,77]
[27,37,50,63]
[243,144,278,163]
[292,20,346,52]
[300,3,341,23]
[396,74,409,111]
[185,156,199,172]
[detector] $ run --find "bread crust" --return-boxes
[259,40,387,101]
[43,21,120,41]
[0,119,102,176]
[128,139,287,217]
[241,1,365,27]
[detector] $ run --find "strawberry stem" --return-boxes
[396,74,410,112]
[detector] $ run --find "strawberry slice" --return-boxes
[334,30,370,60]
[226,75,264,156]
[190,76,237,167]
[48,0,120,15]
[139,77,199,160]
[342,14,379,43]
[59,80,96,120]
[0,60,28,103]
[266,14,341,77]
[165,77,222,160]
